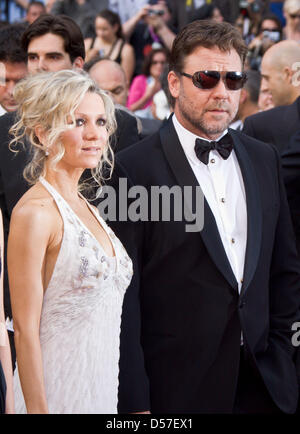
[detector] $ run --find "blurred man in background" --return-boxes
[25,1,46,25]
[243,40,300,153]
[0,23,27,116]
[231,69,261,130]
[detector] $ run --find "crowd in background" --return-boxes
[0,0,299,125]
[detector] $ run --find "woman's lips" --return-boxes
[82,147,101,154]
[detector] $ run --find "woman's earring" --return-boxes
[44,148,49,157]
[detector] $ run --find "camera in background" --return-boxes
[148,9,165,16]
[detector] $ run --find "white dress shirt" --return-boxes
[0,105,6,117]
[173,114,247,293]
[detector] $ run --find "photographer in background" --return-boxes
[247,13,282,69]
[236,0,270,42]
[123,0,176,76]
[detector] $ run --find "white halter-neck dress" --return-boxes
[13,177,133,414]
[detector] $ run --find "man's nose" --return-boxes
[211,77,230,99]
[37,57,48,71]
[6,81,15,95]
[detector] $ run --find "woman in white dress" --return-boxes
[7,69,133,414]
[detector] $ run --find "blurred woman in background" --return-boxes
[127,47,167,118]
[247,13,282,69]
[85,9,135,83]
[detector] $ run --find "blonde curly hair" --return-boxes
[9,69,117,192]
[284,0,300,14]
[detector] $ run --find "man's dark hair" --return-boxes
[258,13,283,36]
[27,1,46,12]
[244,70,261,104]
[0,23,28,63]
[169,20,248,74]
[21,14,85,62]
[167,20,248,107]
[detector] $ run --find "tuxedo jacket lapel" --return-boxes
[230,129,263,295]
[160,119,238,290]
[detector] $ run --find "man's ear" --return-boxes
[168,71,180,100]
[72,56,85,70]
[239,88,248,105]
[283,66,293,84]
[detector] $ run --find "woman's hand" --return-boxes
[144,79,161,100]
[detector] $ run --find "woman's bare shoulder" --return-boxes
[11,183,60,229]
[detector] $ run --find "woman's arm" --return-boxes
[0,210,14,414]
[84,37,93,54]
[144,14,175,51]
[8,202,55,414]
[122,5,150,41]
[14,0,29,9]
[121,43,135,85]
[85,36,102,63]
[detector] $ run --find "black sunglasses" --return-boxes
[180,71,247,91]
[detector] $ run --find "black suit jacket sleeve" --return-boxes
[103,161,150,413]
[242,115,257,139]
[281,132,300,388]
[268,146,300,356]
[281,130,300,254]
[114,110,140,153]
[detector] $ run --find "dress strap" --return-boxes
[39,177,60,198]
[107,38,120,59]
[39,177,70,220]
[90,36,96,49]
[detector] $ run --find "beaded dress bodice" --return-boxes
[13,177,132,414]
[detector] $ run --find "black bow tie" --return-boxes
[194,133,234,165]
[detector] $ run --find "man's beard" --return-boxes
[177,95,237,137]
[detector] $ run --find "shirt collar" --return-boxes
[172,114,228,166]
[0,105,7,117]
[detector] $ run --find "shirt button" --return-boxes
[210,158,215,164]
[221,198,225,203]
[231,238,235,244]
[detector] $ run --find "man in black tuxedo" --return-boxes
[243,96,300,153]
[106,20,300,413]
[243,40,300,153]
